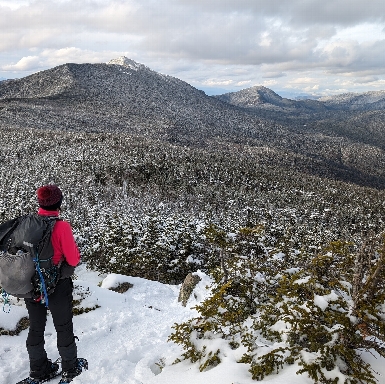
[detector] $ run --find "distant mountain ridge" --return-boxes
[216,86,287,107]
[0,57,273,146]
[214,86,327,113]
[318,91,385,110]
[1,57,385,188]
[215,86,385,113]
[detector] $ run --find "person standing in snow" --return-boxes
[20,185,87,384]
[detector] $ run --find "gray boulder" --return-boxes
[178,273,201,307]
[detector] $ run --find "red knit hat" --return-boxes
[36,184,63,210]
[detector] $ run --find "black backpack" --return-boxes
[0,214,61,306]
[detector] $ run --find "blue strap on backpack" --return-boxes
[1,288,10,313]
[33,254,50,307]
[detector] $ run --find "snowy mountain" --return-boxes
[0,57,275,146]
[1,57,385,188]
[318,90,385,110]
[215,86,385,113]
[107,56,150,71]
[216,86,290,107]
[215,85,326,113]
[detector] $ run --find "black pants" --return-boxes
[24,278,77,378]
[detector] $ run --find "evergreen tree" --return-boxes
[170,229,385,383]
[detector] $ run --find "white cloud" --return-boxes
[40,47,121,66]
[0,48,129,73]
[262,71,286,79]
[2,55,41,71]
[202,79,234,87]
[259,32,272,47]
[304,84,320,92]
[0,0,29,10]
[0,0,384,95]
[262,79,278,87]
[332,23,385,44]
[235,80,252,87]
[289,77,320,85]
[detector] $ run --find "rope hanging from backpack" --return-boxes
[33,253,50,307]
[1,288,11,313]
[32,217,57,308]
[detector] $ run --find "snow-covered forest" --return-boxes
[0,123,384,383]
[1,125,385,280]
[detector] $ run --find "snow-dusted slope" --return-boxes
[1,265,383,384]
[214,86,327,113]
[215,87,385,113]
[0,66,76,99]
[215,86,294,108]
[318,90,385,110]
[0,57,276,145]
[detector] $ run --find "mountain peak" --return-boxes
[107,56,147,71]
[214,85,288,109]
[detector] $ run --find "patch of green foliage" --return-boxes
[108,282,133,293]
[169,225,385,383]
[72,300,100,316]
[72,284,100,316]
[84,213,212,284]
[0,316,29,337]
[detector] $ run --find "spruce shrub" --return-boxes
[169,228,385,383]
[82,213,214,284]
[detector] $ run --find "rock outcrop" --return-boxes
[178,273,201,307]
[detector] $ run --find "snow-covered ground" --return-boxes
[0,265,384,384]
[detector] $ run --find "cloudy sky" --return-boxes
[0,0,385,97]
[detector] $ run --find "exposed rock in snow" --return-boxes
[107,56,148,72]
[178,273,202,306]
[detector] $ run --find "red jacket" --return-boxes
[38,208,80,266]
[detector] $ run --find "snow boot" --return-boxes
[17,359,60,384]
[58,358,88,383]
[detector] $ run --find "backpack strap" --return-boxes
[36,216,59,258]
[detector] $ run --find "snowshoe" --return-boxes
[17,359,60,384]
[58,358,88,383]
